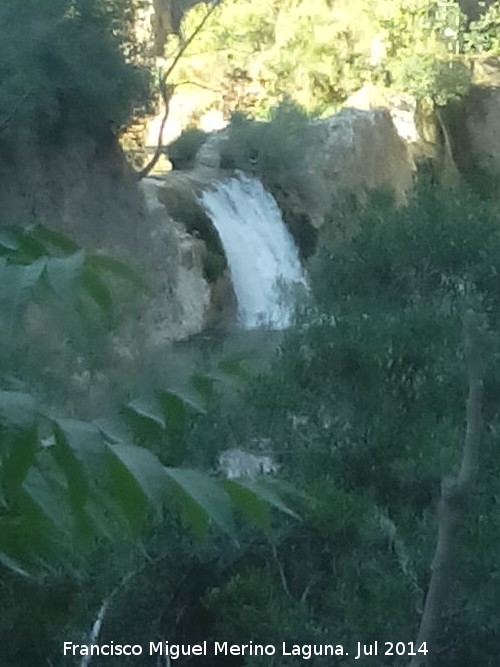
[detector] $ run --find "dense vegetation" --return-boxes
[0,0,151,149]
[190,186,500,667]
[2,188,499,666]
[172,0,500,118]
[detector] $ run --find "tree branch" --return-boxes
[408,308,482,667]
[136,79,175,180]
[79,568,139,667]
[136,0,224,180]
[164,0,224,83]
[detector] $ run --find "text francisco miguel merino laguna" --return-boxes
[63,640,428,660]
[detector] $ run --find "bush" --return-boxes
[193,183,500,665]
[0,225,296,666]
[219,100,318,193]
[167,127,208,170]
[311,184,500,317]
[0,0,151,147]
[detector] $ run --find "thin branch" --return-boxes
[408,308,482,667]
[79,600,111,667]
[174,79,223,93]
[79,568,138,667]
[163,0,224,83]
[136,79,175,180]
[458,309,482,490]
[136,1,224,180]
[270,541,294,602]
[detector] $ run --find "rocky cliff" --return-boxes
[0,128,216,355]
[305,107,415,225]
[6,85,500,344]
[158,105,416,262]
[444,84,500,194]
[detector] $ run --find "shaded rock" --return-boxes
[0,126,145,253]
[218,448,278,479]
[0,123,219,346]
[456,85,500,172]
[206,269,237,329]
[155,170,228,282]
[139,178,212,344]
[304,107,416,224]
[471,56,500,87]
[344,85,459,187]
[444,84,500,195]
[345,84,420,144]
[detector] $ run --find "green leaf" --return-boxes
[218,353,250,381]
[107,443,168,513]
[0,552,34,579]
[52,419,109,507]
[190,374,216,402]
[125,397,166,430]
[94,417,133,445]
[86,254,148,290]
[227,478,299,524]
[16,231,48,260]
[0,257,46,326]
[0,228,20,252]
[22,465,72,534]
[82,266,113,320]
[223,479,271,531]
[0,391,37,494]
[157,390,187,429]
[105,453,150,533]
[29,225,79,254]
[164,467,235,536]
[158,387,207,428]
[0,390,36,435]
[45,251,85,302]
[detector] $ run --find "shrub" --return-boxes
[0,0,151,147]
[219,100,318,193]
[0,224,296,666]
[195,183,500,665]
[167,127,208,170]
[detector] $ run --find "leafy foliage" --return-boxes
[0,224,296,565]
[379,0,472,103]
[0,387,296,571]
[0,0,150,147]
[167,127,208,169]
[173,0,376,115]
[0,224,299,664]
[193,184,500,666]
[219,101,318,193]
[464,1,500,53]
[0,224,144,335]
[161,0,500,125]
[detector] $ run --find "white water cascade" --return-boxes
[200,173,308,329]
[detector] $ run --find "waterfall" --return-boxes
[200,173,307,329]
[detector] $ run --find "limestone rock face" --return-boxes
[345,84,420,145]
[0,124,214,348]
[458,85,500,176]
[182,105,415,256]
[344,84,455,184]
[139,178,211,345]
[303,107,415,226]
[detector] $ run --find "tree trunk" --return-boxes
[408,309,482,667]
